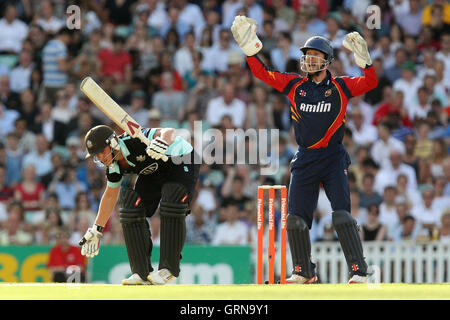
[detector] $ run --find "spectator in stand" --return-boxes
[18,90,39,129]
[22,134,53,181]
[372,90,413,130]
[414,121,434,161]
[174,32,197,80]
[4,132,22,187]
[212,202,248,245]
[9,50,34,94]
[41,28,73,105]
[0,201,33,245]
[202,29,241,74]
[0,75,21,112]
[31,102,66,146]
[14,164,46,212]
[359,172,383,210]
[260,19,278,57]
[292,10,314,49]
[303,2,327,36]
[442,157,450,197]
[185,204,215,244]
[374,148,417,195]
[47,227,86,283]
[393,62,422,110]
[270,31,303,73]
[396,174,422,209]
[0,3,28,54]
[175,0,206,40]
[347,107,377,147]
[393,215,418,241]
[13,117,36,154]
[125,90,149,127]
[151,71,187,122]
[408,87,432,121]
[360,203,387,241]
[370,122,406,169]
[438,209,450,243]
[411,187,442,238]
[37,206,64,244]
[379,185,400,237]
[36,0,64,35]
[0,164,13,205]
[47,166,87,211]
[97,35,132,97]
[384,47,408,83]
[206,82,246,129]
[395,0,423,37]
[0,103,19,138]
[67,192,96,232]
[350,188,368,226]
[436,32,450,88]
[160,5,191,43]
[428,3,450,42]
[220,168,252,211]
[324,15,346,50]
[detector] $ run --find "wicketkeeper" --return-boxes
[79,124,200,285]
[231,16,378,283]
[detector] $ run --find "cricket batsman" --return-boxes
[231,16,378,283]
[79,124,199,285]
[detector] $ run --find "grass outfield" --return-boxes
[0,283,449,300]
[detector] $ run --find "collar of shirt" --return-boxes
[307,70,332,86]
[118,137,135,167]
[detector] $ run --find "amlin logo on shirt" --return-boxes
[299,101,331,113]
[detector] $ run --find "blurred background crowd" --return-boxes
[0,0,449,257]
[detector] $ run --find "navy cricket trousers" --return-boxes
[288,143,351,229]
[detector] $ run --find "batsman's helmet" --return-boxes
[84,125,117,159]
[300,36,334,63]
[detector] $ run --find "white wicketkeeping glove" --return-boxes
[342,31,372,69]
[146,138,169,162]
[79,225,103,258]
[231,15,263,56]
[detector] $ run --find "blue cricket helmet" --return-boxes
[300,36,334,62]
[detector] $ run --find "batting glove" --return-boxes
[342,32,372,69]
[231,15,263,56]
[79,225,103,258]
[146,138,169,162]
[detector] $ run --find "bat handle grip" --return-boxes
[139,132,169,162]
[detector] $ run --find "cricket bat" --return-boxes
[80,77,168,161]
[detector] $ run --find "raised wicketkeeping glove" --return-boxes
[146,137,169,162]
[231,15,263,56]
[342,32,372,69]
[79,225,103,258]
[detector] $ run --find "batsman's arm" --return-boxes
[94,184,121,227]
[247,55,301,93]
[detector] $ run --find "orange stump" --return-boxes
[257,185,287,284]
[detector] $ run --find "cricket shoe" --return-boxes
[121,273,151,285]
[348,274,367,284]
[286,274,318,284]
[147,268,176,285]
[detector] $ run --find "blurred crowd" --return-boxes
[0,0,449,255]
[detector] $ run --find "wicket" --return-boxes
[257,185,287,284]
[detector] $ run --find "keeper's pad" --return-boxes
[159,183,190,277]
[119,187,153,280]
[332,210,368,276]
[287,214,316,278]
